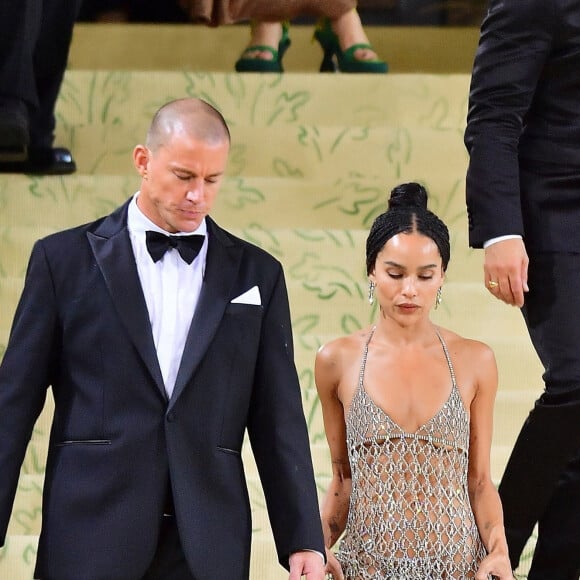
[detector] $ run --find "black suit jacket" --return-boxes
[464,0,580,251]
[0,199,324,580]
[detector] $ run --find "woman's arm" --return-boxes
[314,341,352,579]
[466,341,513,579]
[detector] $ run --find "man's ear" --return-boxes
[133,144,149,178]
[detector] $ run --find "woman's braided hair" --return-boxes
[366,182,450,275]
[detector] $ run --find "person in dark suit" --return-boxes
[464,1,580,577]
[0,0,81,174]
[0,97,325,580]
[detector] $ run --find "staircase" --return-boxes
[0,24,541,579]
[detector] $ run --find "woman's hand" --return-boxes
[324,547,344,580]
[475,550,514,579]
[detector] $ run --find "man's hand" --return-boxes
[484,238,529,307]
[288,550,325,579]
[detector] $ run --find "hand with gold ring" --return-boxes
[483,238,529,306]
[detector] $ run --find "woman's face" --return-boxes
[370,231,444,325]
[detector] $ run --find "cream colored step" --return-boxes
[59,121,470,178]
[68,24,481,75]
[0,535,37,580]
[57,70,469,128]
[0,175,470,236]
[7,476,44,536]
[48,70,470,176]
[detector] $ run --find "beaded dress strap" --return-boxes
[434,327,458,389]
[357,326,376,391]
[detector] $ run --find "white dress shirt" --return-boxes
[127,193,207,397]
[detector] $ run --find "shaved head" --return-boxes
[133,97,230,233]
[145,98,231,152]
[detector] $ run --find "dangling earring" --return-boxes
[368,281,376,305]
[435,286,442,309]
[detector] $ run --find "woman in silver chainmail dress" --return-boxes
[315,183,513,580]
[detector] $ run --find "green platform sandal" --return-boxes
[235,23,291,73]
[314,18,388,74]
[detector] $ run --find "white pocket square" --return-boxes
[231,285,261,305]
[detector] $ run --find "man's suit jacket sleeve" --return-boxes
[464,0,555,247]
[245,264,325,569]
[0,242,55,542]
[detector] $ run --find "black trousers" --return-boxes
[498,251,580,579]
[141,515,196,580]
[0,0,82,147]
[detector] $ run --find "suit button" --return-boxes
[166,411,176,422]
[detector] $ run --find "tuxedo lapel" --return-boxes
[88,201,166,399]
[170,219,242,405]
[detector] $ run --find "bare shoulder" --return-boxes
[315,327,372,389]
[437,327,498,405]
[317,328,370,365]
[437,327,497,369]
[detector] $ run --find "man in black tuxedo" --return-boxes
[464,1,580,578]
[0,98,325,579]
[0,0,80,174]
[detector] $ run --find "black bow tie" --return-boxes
[145,231,205,264]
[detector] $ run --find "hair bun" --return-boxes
[388,182,428,210]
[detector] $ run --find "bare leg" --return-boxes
[239,21,284,61]
[331,9,380,62]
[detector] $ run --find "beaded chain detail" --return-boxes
[337,327,487,579]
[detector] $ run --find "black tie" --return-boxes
[145,231,205,264]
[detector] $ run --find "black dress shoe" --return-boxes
[0,146,76,175]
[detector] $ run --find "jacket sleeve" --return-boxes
[0,241,56,543]
[464,0,556,247]
[246,263,324,569]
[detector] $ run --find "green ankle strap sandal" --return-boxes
[235,23,291,73]
[314,18,388,74]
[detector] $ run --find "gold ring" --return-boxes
[488,280,499,289]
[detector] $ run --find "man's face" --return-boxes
[134,133,229,233]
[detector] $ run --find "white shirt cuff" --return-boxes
[296,549,325,563]
[483,234,523,248]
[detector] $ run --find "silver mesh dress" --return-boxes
[337,327,487,579]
